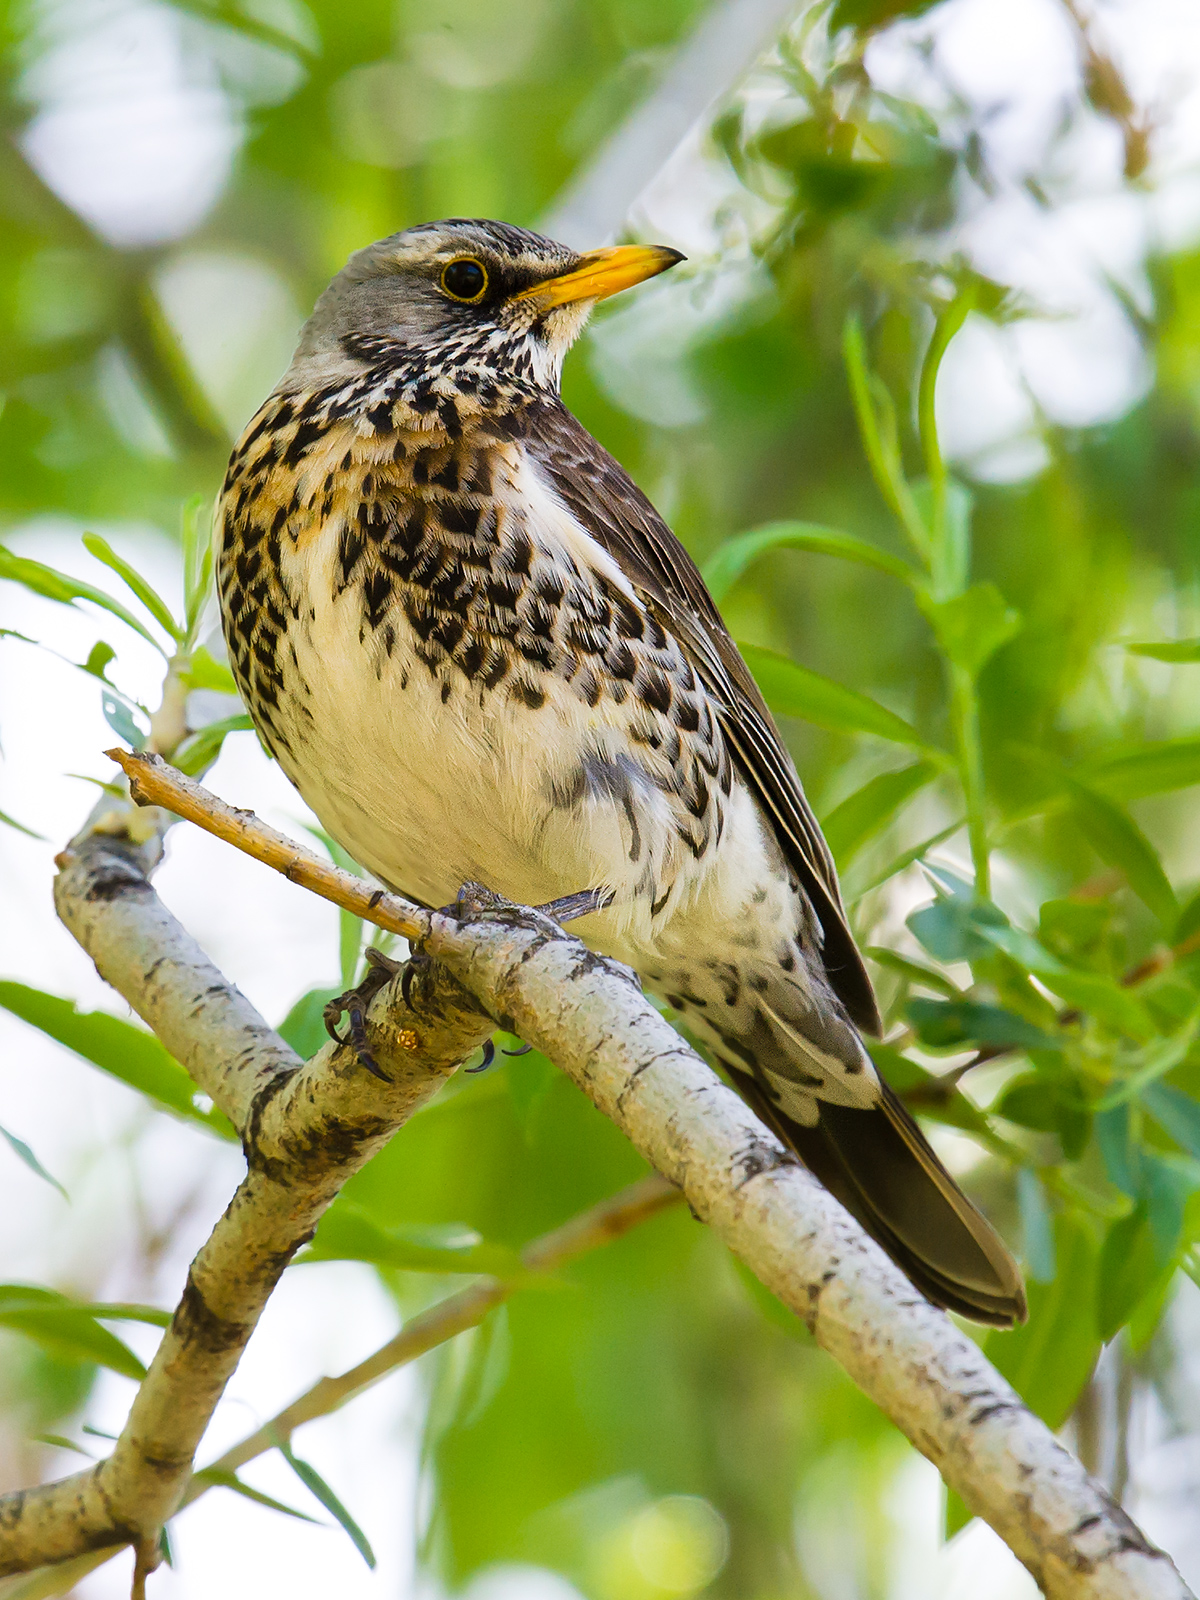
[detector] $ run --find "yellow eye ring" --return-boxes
[440,257,489,303]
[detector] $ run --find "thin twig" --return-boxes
[106,748,429,943]
[190,1172,679,1489]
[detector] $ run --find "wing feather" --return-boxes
[523,398,881,1035]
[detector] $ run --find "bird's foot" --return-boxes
[535,887,613,924]
[435,882,611,929]
[323,946,403,1082]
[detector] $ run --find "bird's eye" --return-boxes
[440,258,488,302]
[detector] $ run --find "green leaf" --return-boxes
[0,1286,151,1379]
[820,761,939,865]
[82,641,116,679]
[863,947,962,998]
[32,1433,94,1457]
[911,477,972,602]
[1127,638,1200,662]
[906,892,1008,963]
[82,533,183,641]
[1097,1204,1162,1341]
[0,982,235,1139]
[984,1213,1101,1428]
[181,496,214,644]
[278,987,342,1060]
[171,713,255,777]
[703,521,912,602]
[1175,887,1200,946]
[1067,782,1177,925]
[1084,739,1200,800]
[920,583,1021,677]
[276,1437,376,1568]
[1096,1156,1193,1340]
[740,643,930,747]
[181,645,239,696]
[0,1123,68,1199]
[0,545,166,654]
[906,998,1059,1053]
[302,1202,524,1277]
[0,804,47,839]
[1099,1010,1200,1109]
[101,690,147,750]
[1095,1103,1140,1197]
[831,0,942,39]
[972,926,1155,1037]
[1142,1081,1200,1162]
[996,1076,1089,1158]
[1016,1170,1056,1283]
[192,1466,321,1523]
[847,819,963,900]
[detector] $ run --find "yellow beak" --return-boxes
[514,244,684,309]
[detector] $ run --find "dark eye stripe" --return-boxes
[442,258,488,302]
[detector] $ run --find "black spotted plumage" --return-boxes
[215,217,1025,1327]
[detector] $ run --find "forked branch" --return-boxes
[0,758,1192,1600]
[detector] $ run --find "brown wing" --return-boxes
[523,398,881,1036]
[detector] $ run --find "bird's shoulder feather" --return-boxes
[519,397,880,1036]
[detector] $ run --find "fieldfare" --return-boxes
[216,219,1025,1326]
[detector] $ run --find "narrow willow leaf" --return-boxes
[192,1466,321,1523]
[0,982,235,1139]
[101,690,146,750]
[171,713,255,777]
[919,582,1021,677]
[1142,1081,1200,1162]
[906,998,1059,1053]
[1127,639,1200,662]
[0,545,165,653]
[1097,1204,1164,1341]
[0,806,46,840]
[181,645,239,696]
[1098,1010,1200,1109]
[278,986,342,1059]
[1067,781,1177,926]
[820,760,938,865]
[276,1438,376,1569]
[0,1287,148,1379]
[82,640,116,679]
[973,925,1155,1038]
[82,533,182,641]
[32,1434,94,1457]
[302,1202,525,1277]
[984,1213,1100,1429]
[1016,1169,1056,1283]
[846,819,963,900]
[1083,739,1200,800]
[0,1124,68,1199]
[740,643,929,747]
[703,521,912,601]
[863,947,962,998]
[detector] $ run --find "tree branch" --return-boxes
[0,805,492,1581]
[2,758,1193,1598]
[0,1176,679,1600]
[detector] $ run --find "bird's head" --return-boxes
[286,218,683,404]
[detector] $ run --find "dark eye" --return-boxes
[441,258,488,302]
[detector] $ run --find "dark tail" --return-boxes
[735,1074,1027,1326]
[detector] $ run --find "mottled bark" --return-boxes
[0,770,1190,1600]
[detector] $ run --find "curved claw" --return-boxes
[322,951,400,1082]
[465,1037,497,1074]
[503,1042,533,1056]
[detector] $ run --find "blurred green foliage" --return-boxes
[4,0,1200,1593]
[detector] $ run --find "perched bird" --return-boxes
[216,218,1025,1326]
